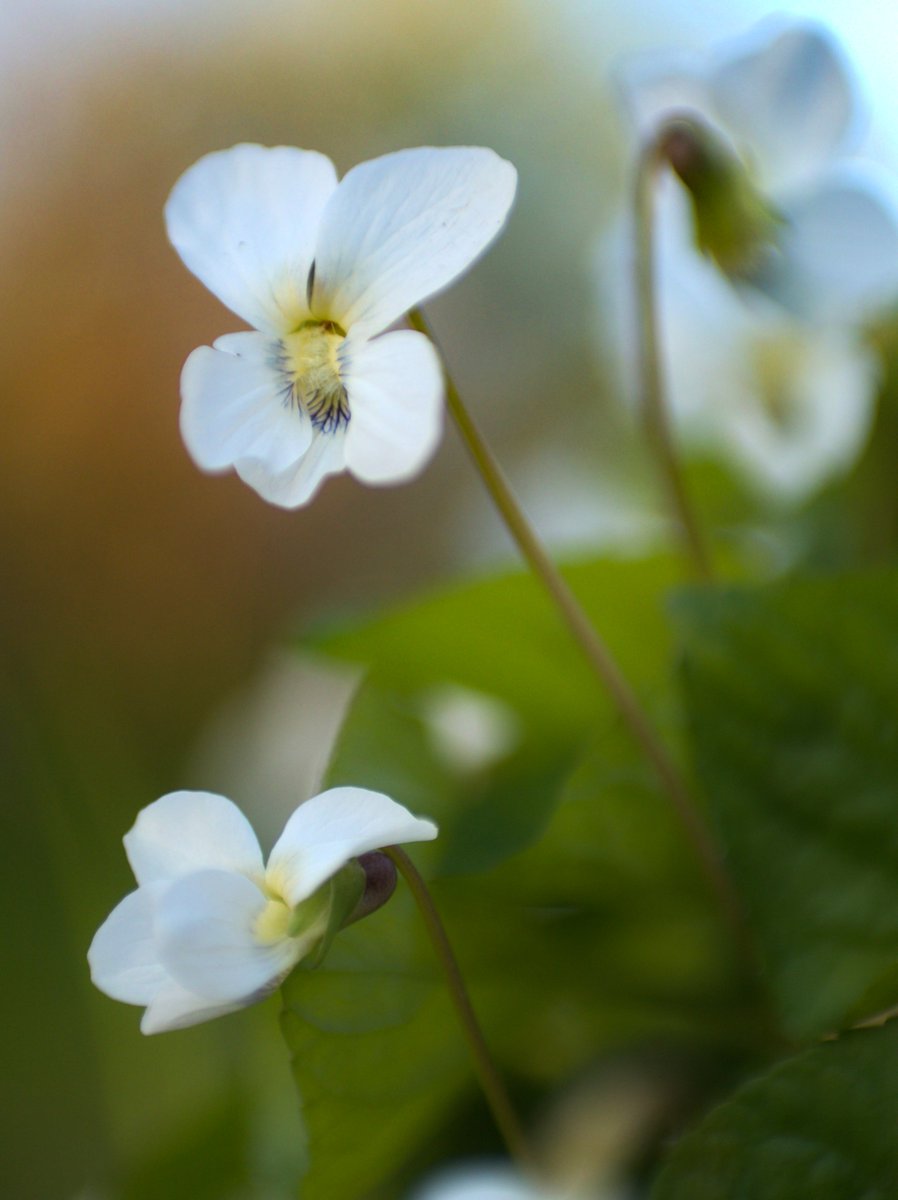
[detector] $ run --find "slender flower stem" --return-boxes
[384,845,535,1171]
[408,307,748,957]
[634,135,715,582]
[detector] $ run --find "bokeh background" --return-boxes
[4,1,898,1196]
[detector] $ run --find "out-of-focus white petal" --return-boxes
[615,50,711,138]
[124,791,264,888]
[165,144,337,335]
[155,869,298,1003]
[180,332,313,474]
[88,886,168,1005]
[758,173,898,321]
[267,787,438,907]
[234,426,347,508]
[343,330,443,484]
[312,146,517,338]
[709,22,857,193]
[140,980,247,1035]
[411,1164,548,1199]
[722,317,877,499]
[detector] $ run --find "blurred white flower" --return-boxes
[166,143,517,507]
[599,19,898,500]
[421,684,520,773]
[410,1162,620,1200]
[620,19,898,321]
[599,181,878,501]
[88,788,437,1033]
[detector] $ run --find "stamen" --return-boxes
[275,320,350,434]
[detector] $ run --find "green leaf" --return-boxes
[676,571,898,1039]
[311,555,684,744]
[652,1021,898,1198]
[280,885,469,1200]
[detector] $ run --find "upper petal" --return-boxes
[180,331,312,474]
[709,22,858,193]
[155,869,299,1003]
[88,885,169,1005]
[124,791,264,888]
[311,146,517,338]
[343,329,444,484]
[267,787,438,907]
[165,144,338,335]
[616,48,712,138]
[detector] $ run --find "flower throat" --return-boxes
[276,320,350,433]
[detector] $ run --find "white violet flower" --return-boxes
[165,143,517,507]
[88,787,437,1033]
[619,19,898,322]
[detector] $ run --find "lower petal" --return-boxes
[343,330,444,485]
[155,869,299,1003]
[235,426,347,507]
[140,980,248,1035]
[180,331,312,473]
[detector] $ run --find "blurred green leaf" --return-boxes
[652,1021,898,1198]
[311,555,685,744]
[676,571,898,1040]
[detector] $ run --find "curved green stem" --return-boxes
[384,846,535,1171]
[634,136,715,582]
[408,307,749,959]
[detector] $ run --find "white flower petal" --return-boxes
[616,49,712,138]
[124,791,264,888]
[180,332,312,474]
[267,787,438,907]
[343,330,444,484]
[88,886,168,1005]
[155,869,299,1003]
[234,426,347,508]
[722,318,877,500]
[141,980,247,1035]
[760,175,898,321]
[709,23,857,193]
[165,144,338,335]
[312,146,517,338]
[412,1165,547,1200]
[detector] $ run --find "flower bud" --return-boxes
[655,115,783,278]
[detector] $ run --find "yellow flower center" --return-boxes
[254,896,292,944]
[277,320,350,434]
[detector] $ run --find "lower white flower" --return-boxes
[165,143,517,507]
[88,788,437,1034]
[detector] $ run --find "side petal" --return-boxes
[155,869,299,1003]
[124,791,264,888]
[709,22,858,192]
[267,787,438,907]
[234,426,347,508]
[165,144,338,335]
[755,174,898,321]
[343,330,444,484]
[312,146,517,338]
[141,980,248,1035]
[88,885,168,1005]
[180,331,312,474]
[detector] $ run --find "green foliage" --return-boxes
[282,557,766,1197]
[676,571,898,1040]
[653,1021,898,1198]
